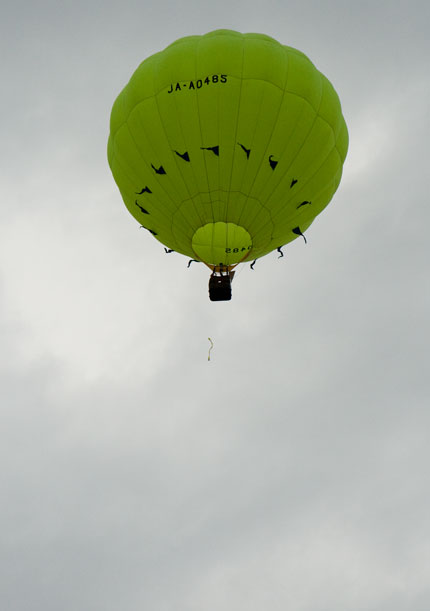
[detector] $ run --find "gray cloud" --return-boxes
[1,1,429,609]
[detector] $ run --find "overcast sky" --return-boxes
[1,1,429,609]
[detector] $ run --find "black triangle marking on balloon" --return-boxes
[292,227,307,243]
[296,200,311,209]
[269,155,278,170]
[135,201,149,214]
[151,164,166,175]
[135,186,152,194]
[201,146,219,157]
[140,225,158,236]
[175,150,190,162]
[238,143,251,159]
[290,178,298,188]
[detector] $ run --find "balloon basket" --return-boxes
[208,272,232,301]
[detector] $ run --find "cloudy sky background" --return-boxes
[1,1,429,609]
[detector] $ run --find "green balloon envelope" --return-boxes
[108,29,348,268]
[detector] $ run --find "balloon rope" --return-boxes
[208,337,214,361]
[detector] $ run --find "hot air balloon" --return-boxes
[107,29,348,301]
